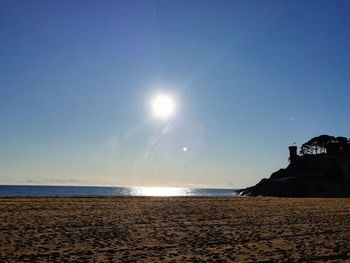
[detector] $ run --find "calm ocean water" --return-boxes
[0,185,237,197]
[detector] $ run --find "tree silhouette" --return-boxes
[300,135,336,155]
[299,135,350,155]
[336,136,348,148]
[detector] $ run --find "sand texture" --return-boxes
[0,197,349,262]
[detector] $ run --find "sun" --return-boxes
[151,93,176,120]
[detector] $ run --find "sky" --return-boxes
[1,0,350,188]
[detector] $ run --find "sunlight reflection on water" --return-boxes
[130,187,190,197]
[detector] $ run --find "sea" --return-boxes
[0,185,237,197]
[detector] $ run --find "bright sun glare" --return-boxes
[132,187,188,196]
[151,94,175,120]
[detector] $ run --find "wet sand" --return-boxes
[0,197,349,262]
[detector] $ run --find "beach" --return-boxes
[0,197,349,262]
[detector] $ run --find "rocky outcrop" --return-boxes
[238,155,350,197]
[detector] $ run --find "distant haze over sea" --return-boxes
[0,185,237,197]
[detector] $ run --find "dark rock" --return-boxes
[238,154,350,197]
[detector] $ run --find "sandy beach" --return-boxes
[0,197,349,262]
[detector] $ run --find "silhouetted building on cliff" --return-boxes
[288,145,298,163]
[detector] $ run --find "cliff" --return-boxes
[238,154,350,197]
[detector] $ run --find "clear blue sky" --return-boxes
[1,0,350,188]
